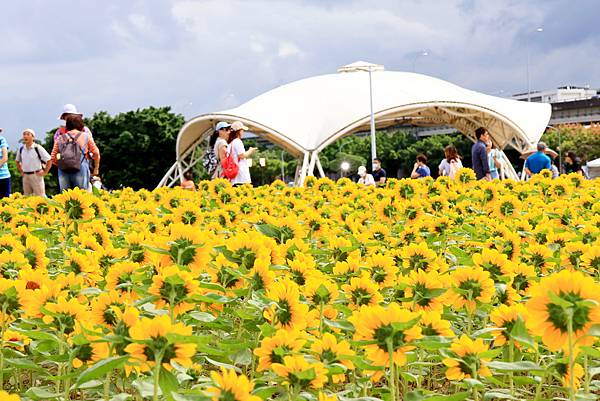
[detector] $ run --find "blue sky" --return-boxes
[1,0,598,148]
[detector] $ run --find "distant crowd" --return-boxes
[0,104,101,198]
[355,127,587,186]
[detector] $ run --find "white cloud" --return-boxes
[278,42,302,58]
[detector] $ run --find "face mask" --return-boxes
[359,172,366,177]
[373,163,380,169]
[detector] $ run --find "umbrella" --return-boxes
[520,148,559,159]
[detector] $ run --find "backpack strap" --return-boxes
[33,144,46,167]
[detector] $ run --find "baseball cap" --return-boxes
[215,121,231,131]
[231,121,249,131]
[59,104,83,120]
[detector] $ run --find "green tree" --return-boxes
[43,107,184,190]
[542,125,600,163]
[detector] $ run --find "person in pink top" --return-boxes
[51,115,100,192]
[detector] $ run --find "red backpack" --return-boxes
[221,150,239,179]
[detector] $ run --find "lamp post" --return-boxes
[412,51,429,72]
[337,61,385,166]
[526,27,544,102]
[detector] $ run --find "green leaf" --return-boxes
[323,318,355,331]
[294,367,316,381]
[391,316,421,332]
[25,387,61,399]
[254,224,281,240]
[5,357,46,372]
[188,311,217,323]
[586,324,600,337]
[204,356,242,373]
[547,290,573,309]
[159,367,179,401]
[509,318,536,349]
[487,361,544,372]
[406,391,470,401]
[483,390,519,400]
[74,355,129,388]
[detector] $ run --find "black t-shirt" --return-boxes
[372,168,387,184]
[565,161,582,174]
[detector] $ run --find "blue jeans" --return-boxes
[58,161,90,192]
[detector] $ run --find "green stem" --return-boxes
[567,310,575,401]
[63,333,72,401]
[534,370,546,401]
[386,338,397,401]
[153,350,163,401]
[508,339,515,397]
[318,302,324,335]
[584,353,590,394]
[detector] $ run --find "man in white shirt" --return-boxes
[15,129,52,196]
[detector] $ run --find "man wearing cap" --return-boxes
[15,129,52,196]
[524,142,552,177]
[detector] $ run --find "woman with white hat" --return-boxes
[227,121,257,186]
[357,165,376,186]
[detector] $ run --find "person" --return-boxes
[181,171,196,190]
[54,104,94,141]
[471,127,491,180]
[372,158,387,186]
[564,151,584,175]
[411,154,431,179]
[486,141,501,179]
[357,165,375,186]
[227,121,257,186]
[15,129,52,196]
[0,128,10,198]
[51,114,101,192]
[438,145,463,178]
[212,121,231,179]
[524,142,552,177]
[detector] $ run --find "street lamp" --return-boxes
[340,161,351,178]
[526,27,544,102]
[337,61,385,166]
[412,51,429,72]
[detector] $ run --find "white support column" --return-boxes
[297,152,310,186]
[316,155,326,178]
[307,151,318,177]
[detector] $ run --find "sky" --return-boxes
[1,0,599,148]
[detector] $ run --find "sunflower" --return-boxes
[246,251,275,291]
[105,261,141,297]
[271,355,328,390]
[419,311,454,337]
[172,202,202,226]
[445,266,495,313]
[22,236,49,270]
[492,195,522,219]
[3,329,31,351]
[580,246,600,273]
[521,243,553,274]
[349,303,422,368]
[398,242,438,273]
[207,368,261,401]
[254,329,306,371]
[341,276,384,309]
[561,242,590,270]
[555,360,584,390]
[0,251,30,279]
[442,335,492,380]
[489,303,529,347]
[149,264,200,315]
[264,279,309,331]
[42,296,90,335]
[403,269,446,312]
[63,249,102,285]
[526,269,600,352]
[304,276,340,307]
[507,262,537,297]
[310,332,355,383]
[55,188,94,220]
[472,248,511,282]
[362,253,397,288]
[287,253,320,286]
[162,223,212,275]
[0,391,20,401]
[90,290,132,328]
[124,315,196,373]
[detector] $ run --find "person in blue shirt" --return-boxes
[471,127,491,180]
[0,129,10,198]
[411,154,431,179]
[524,142,552,177]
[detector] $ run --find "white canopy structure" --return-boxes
[159,66,551,187]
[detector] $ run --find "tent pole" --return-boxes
[316,155,326,178]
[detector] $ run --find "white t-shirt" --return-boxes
[358,173,376,186]
[439,158,463,177]
[212,137,228,179]
[228,138,251,185]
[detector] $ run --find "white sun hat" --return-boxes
[59,104,83,120]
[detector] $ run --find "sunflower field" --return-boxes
[0,170,599,401]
